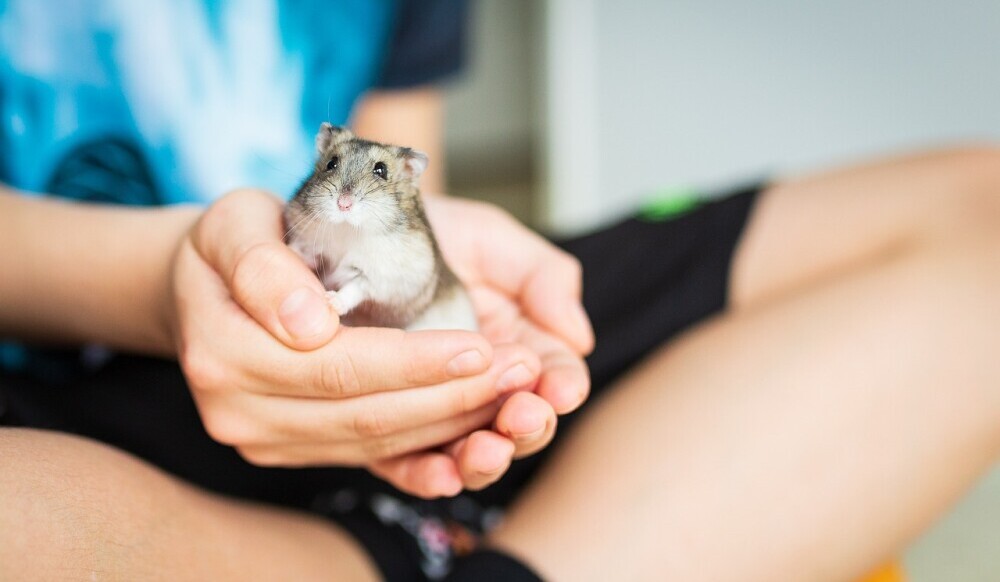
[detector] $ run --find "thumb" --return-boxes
[193,189,339,350]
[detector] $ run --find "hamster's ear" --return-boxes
[401,148,429,180]
[315,123,353,153]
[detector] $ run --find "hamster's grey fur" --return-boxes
[284,123,477,331]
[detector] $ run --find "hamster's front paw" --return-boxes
[324,281,365,317]
[325,290,347,315]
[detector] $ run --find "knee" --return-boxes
[942,143,1000,180]
[940,145,1000,232]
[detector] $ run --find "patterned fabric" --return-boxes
[0,0,397,204]
[0,0,468,205]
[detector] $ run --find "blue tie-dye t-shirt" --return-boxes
[0,0,467,378]
[0,0,467,206]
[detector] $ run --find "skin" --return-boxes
[1,84,998,580]
[174,190,586,478]
[0,428,381,581]
[0,194,194,355]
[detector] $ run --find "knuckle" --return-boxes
[217,189,268,215]
[395,332,434,385]
[199,190,254,237]
[180,349,228,393]
[400,359,426,388]
[195,202,224,239]
[201,408,256,446]
[231,241,285,292]
[352,407,390,439]
[361,436,405,461]
[319,351,364,398]
[451,384,478,415]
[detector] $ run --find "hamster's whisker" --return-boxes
[282,208,320,243]
[318,213,337,285]
[369,200,397,232]
[353,186,378,203]
[286,209,323,248]
[370,209,391,231]
[310,207,328,285]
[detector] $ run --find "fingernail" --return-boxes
[496,363,533,392]
[447,350,488,377]
[513,424,546,444]
[477,459,511,476]
[279,287,330,339]
[477,443,515,476]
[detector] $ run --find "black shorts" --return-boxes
[0,185,760,581]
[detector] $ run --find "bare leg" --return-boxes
[489,147,1000,581]
[0,428,379,581]
[732,147,1000,308]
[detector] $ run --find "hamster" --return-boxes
[283,123,478,332]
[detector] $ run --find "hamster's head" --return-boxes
[292,123,429,229]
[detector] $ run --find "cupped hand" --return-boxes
[391,196,593,490]
[424,195,593,410]
[168,189,543,497]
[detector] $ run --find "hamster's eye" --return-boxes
[325,156,339,171]
[373,161,388,180]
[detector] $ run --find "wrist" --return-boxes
[152,205,202,357]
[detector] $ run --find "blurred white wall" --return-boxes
[540,0,1000,233]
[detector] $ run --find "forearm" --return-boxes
[0,189,199,356]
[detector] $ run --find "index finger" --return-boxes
[272,326,501,397]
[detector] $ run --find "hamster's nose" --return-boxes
[337,193,353,212]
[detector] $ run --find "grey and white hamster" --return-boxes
[284,123,477,331]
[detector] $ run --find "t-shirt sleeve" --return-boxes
[375,0,471,89]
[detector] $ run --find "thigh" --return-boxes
[0,427,378,581]
[731,146,1000,309]
[489,204,1000,581]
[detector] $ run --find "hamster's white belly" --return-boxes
[292,221,437,318]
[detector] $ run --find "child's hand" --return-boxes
[168,189,542,497]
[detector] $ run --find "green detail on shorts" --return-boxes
[638,187,703,221]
